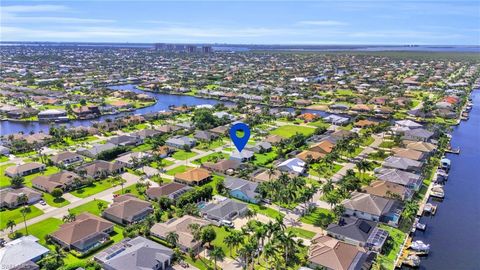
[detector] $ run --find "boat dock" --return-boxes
[445,147,460,154]
[417,181,437,216]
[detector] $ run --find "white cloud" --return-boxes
[298,20,348,26]
[0,5,68,13]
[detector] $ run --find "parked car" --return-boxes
[220,219,234,228]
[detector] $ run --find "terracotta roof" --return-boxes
[174,168,211,184]
[309,235,364,270]
[51,213,113,246]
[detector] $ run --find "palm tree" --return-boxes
[51,245,67,265]
[245,208,256,220]
[209,246,225,270]
[6,220,15,234]
[62,213,76,223]
[165,231,179,247]
[261,241,278,267]
[224,231,244,257]
[322,180,334,194]
[17,194,30,234]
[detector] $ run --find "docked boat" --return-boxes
[410,240,430,254]
[423,203,437,215]
[431,184,445,198]
[403,254,421,267]
[440,158,451,171]
[413,218,427,231]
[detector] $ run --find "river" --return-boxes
[413,90,480,269]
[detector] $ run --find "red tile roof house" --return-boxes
[102,194,153,225]
[50,213,114,254]
[5,162,46,178]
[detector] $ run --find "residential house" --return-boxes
[374,168,422,191]
[264,134,284,145]
[200,195,248,222]
[156,125,181,134]
[107,135,143,146]
[341,192,402,226]
[37,109,68,122]
[224,177,260,203]
[230,149,254,162]
[150,215,211,252]
[94,236,173,270]
[0,187,42,208]
[194,130,218,142]
[31,171,81,193]
[246,142,272,153]
[391,148,425,161]
[403,128,434,142]
[382,156,423,173]
[405,141,437,154]
[114,152,152,168]
[77,143,117,158]
[277,158,306,174]
[0,236,49,270]
[308,235,374,270]
[201,159,241,174]
[165,136,196,149]
[326,217,389,251]
[145,183,192,200]
[152,146,174,158]
[362,180,413,201]
[209,125,229,136]
[102,194,153,225]
[50,213,114,253]
[50,151,83,166]
[131,129,162,139]
[5,163,45,178]
[174,168,211,186]
[395,120,422,129]
[76,160,125,179]
[323,114,349,125]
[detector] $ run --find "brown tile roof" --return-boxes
[391,147,425,161]
[296,150,325,162]
[309,235,364,270]
[103,194,152,221]
[174,168,211,184]
[309,140,335,154]
[146,183,188,199]
[363,180,410,201]
[51,213,113,246]
[31,171,81,193]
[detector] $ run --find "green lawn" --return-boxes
[172,150,197,160]
[68,199,109,216]
[195,139,225,151]
[70,179,116,198]
[308,120,330,129]
[211,226,236,258]
[0,205,44,229]
[300,207,335,228]
[379,140,397,149]
[149,159,175,169]
[0,155,9,162]
[378,224,407,270]
[192,152,229,165]
[309,163,342,178]
[0,163,15,188]
[248,204,285,219]
[15,217,62,245]
[252,151,277,166]
[114,184,147,198]
[43,193,70,207]
[287,227,317,239]
[361,136,375,147]
[166,165,194,176]
[131,143,154,152]
[270,125,316,138]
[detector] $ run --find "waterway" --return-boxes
[414,90,480,269]
[0,84,327,135]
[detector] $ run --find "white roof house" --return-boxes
[0,235,49,269]
[395,120,422,129]
[277,158,306,174]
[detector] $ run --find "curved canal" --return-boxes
[0,84,328,136]
[415,90,480,269]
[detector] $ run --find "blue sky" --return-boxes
[1,1,479,45]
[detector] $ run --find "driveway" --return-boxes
[233,213,274,230]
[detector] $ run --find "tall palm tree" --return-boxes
[225,231,244,257]
[322,180,334,194]
[17,194,30,234]
[62,213,76,223]
[165,231,179,247]
[209,246,225,270]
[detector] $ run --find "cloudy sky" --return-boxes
[1,0,479,44]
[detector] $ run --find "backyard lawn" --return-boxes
[70,179,116,198]
[377,224,407,270]
[252,151,277,166]
[149,159,174,168]
[0,205,44,229]
[195,139,225,151]
[269,125,315,138]
[0,163,15,188]
[287,227,317,239]
[166,165,194,176]
[300,207,335,228]
[68,199,110,216]
[15,218,62,245]
[248,204,284,219]
[172,150,197,160]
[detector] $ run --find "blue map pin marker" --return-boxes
[229,122,251,153]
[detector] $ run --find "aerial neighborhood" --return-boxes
[0,45,478,270]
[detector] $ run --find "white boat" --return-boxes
[410,240,430,253]
[431,184,445,198]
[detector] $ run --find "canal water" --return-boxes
[414,90,480,269]
[0,84,327,136]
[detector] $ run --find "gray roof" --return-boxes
[0,236,49,269]
[201,197,248,221]
[403,128,434,140]
[78,143,116,156]
[327,217,377,244]
[382,156,422,171]
[100,236,173,270]
[375,168,421,186]
[224,177,259,200]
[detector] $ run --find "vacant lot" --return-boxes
[0,205,44,229]
[270,125,315,138]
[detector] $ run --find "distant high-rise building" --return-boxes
[186,45,197,53]
[202,46,213,53]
